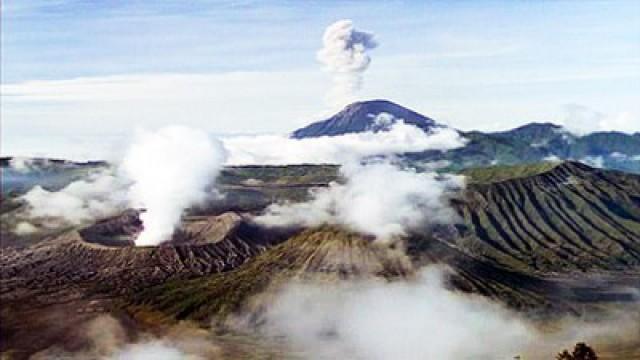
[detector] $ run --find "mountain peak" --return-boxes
[291,99,439,139]
[512,122,563,131]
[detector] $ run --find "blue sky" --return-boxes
[2,0,639,159]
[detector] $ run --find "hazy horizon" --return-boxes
[2,1,639,160]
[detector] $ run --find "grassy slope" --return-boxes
[455,162,640,273]
[126,223,578,327]
[460,161,561,184]
[126,227,411,324]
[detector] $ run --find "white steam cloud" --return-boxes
[257,162,464,240]
[262,267,640,360]
[224,121,465,165]
[263,267,535,360]
[318,19,378,108]
[121,126,227,246]
[31,315,221,359]
[19,168,129,226]
[111,341,191,360]
[13,221,39,235]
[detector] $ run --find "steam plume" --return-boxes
[121,126,227,246]
[257,161,464,240]
[318,19,377,108]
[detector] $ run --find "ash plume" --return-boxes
[121,126,227,246]
[318,19,378,109]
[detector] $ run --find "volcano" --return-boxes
[291,99,440,138]
[288,99,640,174]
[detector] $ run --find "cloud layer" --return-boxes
[263,267,534,360]
[262,267,640,360]
[223,121,465,165]
[13,121,464,244]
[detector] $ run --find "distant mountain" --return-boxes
[491,122,573,149]
[408,127,640,174]
[291,100,640,173]
[291,99,440,138]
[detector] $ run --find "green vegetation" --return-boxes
[127,226,409,324]
[407,124,640,174]
[219,165,339,186]
[454,161,640,273]
[460,161,561,184]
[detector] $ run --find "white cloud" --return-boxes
[262,266,640,360]
[20,168,129,225]
[580,155,604,168]
[369,112,395,129]
[1,71,327,159]
[543,154,562,162]
[13,221,39,235]
[2,66,638,163]
[12,120,464,241]
[110,341,189,360]
[256,162,464,240]
[560,104,640,135]
[30,314,217,359]
[609,152,627,160]
[262,267,535,360]
[223,121,466,165]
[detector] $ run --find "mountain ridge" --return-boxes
[291,99,640,173]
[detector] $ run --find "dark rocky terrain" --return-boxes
[0,212,296,359]
[1,102,639,358]
[2,161,640,358]
[126,163,640,327]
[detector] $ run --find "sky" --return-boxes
[2,0,639,160]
